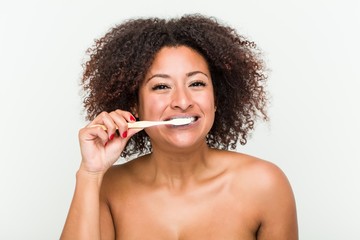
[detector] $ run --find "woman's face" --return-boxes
[137,46,216,150]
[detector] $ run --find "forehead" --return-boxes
[146,46,210,76]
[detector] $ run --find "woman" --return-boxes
[61,14,298,239]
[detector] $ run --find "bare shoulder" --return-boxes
[213,149,282,176]
[213,149,295,208]
[217,150,292,191]
[217,150,298,239]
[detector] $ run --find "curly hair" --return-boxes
[81,14,268,158]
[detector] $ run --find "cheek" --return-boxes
[138,94,168,120]
[198,91,216,111]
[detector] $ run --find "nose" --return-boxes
[170,87,193,110]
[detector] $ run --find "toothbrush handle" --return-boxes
[89,121,166,130]
[127,121,167,129]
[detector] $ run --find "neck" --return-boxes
[147,142,213,190]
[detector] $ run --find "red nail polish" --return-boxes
[104,141,108,147]
[122,131,128,138]
[109,134,115,140]
[130,116,136,121]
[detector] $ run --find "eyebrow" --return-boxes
[146,71,209,83]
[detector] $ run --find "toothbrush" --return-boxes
[90,117,195,130]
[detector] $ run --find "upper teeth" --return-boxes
[167,117,196,126]
[171,117,195,121]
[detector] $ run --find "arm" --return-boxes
[60,110,141,240]
[60,171,105,239]
[255,162,298,240]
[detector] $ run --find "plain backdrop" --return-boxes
[0,0,359,239]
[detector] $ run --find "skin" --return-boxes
[61,46,298,240]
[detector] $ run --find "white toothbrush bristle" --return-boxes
[170,117,195,126]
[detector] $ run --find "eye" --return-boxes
[152,83,170,91]
[189,81,207,87]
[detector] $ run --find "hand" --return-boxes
[78,110,142,175]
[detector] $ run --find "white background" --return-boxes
[0,0,359,239]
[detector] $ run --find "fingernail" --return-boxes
[122,131,128,138]
[130,115,136,122]
[109,134,115,140]
[104,141,108,147]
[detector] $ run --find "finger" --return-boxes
[110,110,136,139]
[108,111,127,138]
[90,111,118,140]
[114,110,137,123]
[102,115,117,140]
[79,125,109,146]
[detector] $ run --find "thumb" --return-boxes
[126,128,144,139]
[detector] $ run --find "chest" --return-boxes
[108,185,259,240]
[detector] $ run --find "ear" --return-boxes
[130,104,139,118]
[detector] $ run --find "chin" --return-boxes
[159,134,208,151]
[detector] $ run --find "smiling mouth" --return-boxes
[167,116,199,126]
